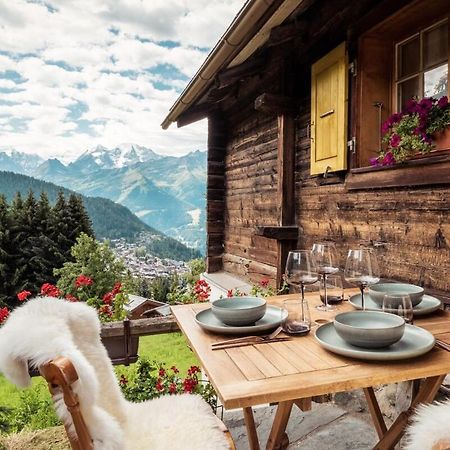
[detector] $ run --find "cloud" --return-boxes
[0,0,242,161]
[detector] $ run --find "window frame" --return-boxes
[394,18,448,111]
[346,0,450,190]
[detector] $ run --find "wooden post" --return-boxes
[206,111,226,273]
[276,114,297,287]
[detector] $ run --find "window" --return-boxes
[353,0,450,170]
[396,20,448,110]
[346,0,450,189]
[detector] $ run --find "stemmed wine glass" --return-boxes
[311,243,339,311]
[344,248,380,310]
[285,250,319,302]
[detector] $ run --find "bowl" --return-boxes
[211,297,267,326]
[333,311,405,348]
[368,283,424,307]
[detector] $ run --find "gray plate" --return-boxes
[195,305,286,335]
[349,293,441,316]
[315,322,435,361]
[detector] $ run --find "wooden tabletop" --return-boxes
[171,291,450,410]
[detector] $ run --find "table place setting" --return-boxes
[193,242,444,362]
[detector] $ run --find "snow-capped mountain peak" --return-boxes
[74,143,162,170]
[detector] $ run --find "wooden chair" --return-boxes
[39,357,235,450]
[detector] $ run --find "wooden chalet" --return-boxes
[162,0,450,299]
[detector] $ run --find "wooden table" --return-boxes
[171,291,450,450]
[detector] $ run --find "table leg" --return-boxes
[266,400,294,450]
[373,375,445,450]
[363,387,387,439]
[294,397,312,411]
[243,407,260,450]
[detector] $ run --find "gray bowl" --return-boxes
[333,311,405,348]
[211,297,267,326]
[368,283,424,307]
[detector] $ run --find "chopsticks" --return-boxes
[211,336,291,351]
[436,339,450,352]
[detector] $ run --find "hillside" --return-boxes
[0,171,200,261]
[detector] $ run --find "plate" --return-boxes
[349,293,441,316]
[315,322,435,361]
[195,305,286,335]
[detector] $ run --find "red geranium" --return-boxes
[169,382,177,394]
[99,304,113,317]
[102,292,113,304]
[170,365,179,374]
[0,307,9,325]
[17,290,32,302]
[112,282,122,295]
[260,278,270,288]
[155,378,164,391]
[40,283,61,298]
[193,279,210,302]
[65,294,79,302]
[75,275,93,288]
[119,374,128,386]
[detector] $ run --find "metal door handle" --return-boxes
[319,109,335,118]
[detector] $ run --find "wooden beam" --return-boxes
[100,316,179,338]
[217,53,267,87]
[177,103,212,128]
[254,93,297,116]
[277,115,296,226]
[267,19,308,48]
[206,111,226,273]
[255,226,298,241]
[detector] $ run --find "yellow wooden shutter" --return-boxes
[310,42,348,175]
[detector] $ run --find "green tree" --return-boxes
[54,233,128,298]
[51,191,73,261]
[0,196,14,307]
[67,193,94,241]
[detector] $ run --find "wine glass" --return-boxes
[344,248,380,311]
[382,294,414,324]
[285,250,319,302]
[311,242,339,311]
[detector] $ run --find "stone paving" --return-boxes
[224,401,378,450]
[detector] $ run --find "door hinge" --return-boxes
[347,136,356,154]
[349,60,357,77]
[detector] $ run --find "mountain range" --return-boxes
[0,171,200,261]
[0,145,207,252]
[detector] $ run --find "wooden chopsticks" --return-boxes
[211,337,291,351]
[436,339,450,352]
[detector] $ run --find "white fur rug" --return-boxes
[0,297,229,450]
[406,401,450,450]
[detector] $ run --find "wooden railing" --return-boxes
[100,315,179,338]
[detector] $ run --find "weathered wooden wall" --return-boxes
[294,97,450,294]
[210,0,450,296]
[223,107,279,282]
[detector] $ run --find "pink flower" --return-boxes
[260,278,269,288]
[226,289,233,298]
[382,151,396,166]
[438,96,449,109]
[369,157,380,166]
[390,134,401,148]
[17,290,32,302]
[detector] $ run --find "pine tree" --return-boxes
[51,191,73,262]
[0,195,14,307]
[67,194,94,242]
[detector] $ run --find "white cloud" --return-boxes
[0,0,242,161]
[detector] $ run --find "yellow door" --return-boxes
[310,43,348,175]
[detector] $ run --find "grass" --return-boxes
[0,332,197,412]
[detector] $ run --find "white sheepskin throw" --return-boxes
[406,401,450,450]
[0,297,229,450]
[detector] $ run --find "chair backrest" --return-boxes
[40,357,93,450]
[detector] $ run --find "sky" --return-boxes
[0,0,242,162]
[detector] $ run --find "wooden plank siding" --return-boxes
[223,110,279,283]
[203,0,450,297]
